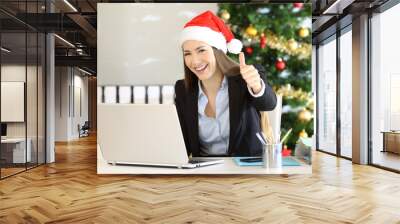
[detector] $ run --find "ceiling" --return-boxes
[1,0,100,73]
[312,0,391,44]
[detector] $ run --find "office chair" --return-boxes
[79,121,90,138]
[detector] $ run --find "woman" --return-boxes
[175,10,277,157]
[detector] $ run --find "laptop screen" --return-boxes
[1,123,7,137]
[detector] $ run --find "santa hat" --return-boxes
[180,10,243,54]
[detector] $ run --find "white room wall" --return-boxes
[97,3,218,86]
[71,73,89,138]
[55,67,70,141]
[55,67,89,141]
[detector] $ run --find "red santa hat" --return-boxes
[180,10,243,54]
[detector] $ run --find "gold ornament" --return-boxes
[299,129,308,138]
[245,26,258,37]
[288,38,298,51]
[221,10,230,21]
[275,85,314,106]
[307,99,315,110]
[299,27,310,38]
[298,109,313,122]
[261,31,311,59]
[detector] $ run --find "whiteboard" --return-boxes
[1,82,25,122]
[97,3,218,86]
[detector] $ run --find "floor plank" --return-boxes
[373,151,400,171]
[0,134,399,223]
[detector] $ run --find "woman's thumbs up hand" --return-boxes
[239,52,262,94]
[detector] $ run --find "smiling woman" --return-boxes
[183,41,220,83]
[175,10,277,157]
[182,43,241,90]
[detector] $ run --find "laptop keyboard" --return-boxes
[188,160,207,164]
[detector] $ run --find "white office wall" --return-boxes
[97,3,218,86]
[1,65,37,138]
[55,67,71,141]
[1,65,26,81]
[1,82,24,122]
[72,74,89,138]
[55,67,89,141]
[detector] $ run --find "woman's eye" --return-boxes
[198,49,206,53]
[184,53,190,56]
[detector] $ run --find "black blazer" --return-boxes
[174,65,277,157]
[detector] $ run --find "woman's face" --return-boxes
[182,40,218,81]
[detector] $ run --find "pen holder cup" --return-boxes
[262,143,282,169]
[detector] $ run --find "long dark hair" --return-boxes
[183,47,241,91]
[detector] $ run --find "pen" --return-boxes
[280,128,293,144]
[256,132,267,145]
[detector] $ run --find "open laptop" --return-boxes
[97,104,224,169]
[1,123,7,140]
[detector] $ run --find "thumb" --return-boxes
[239,52,246,67]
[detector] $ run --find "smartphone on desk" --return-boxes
[239,157,262,163]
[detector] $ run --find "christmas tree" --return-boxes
[218,3,313,151]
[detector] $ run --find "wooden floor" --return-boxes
[1,135,400,224]
[1,167,26,178]
[373,151,400,171]
[1,163,45,178]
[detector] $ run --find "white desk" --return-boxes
[1,138,31,163]
[97,145,312,175]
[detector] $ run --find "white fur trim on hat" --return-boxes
[180,26,227,53]
[227,39,243,54]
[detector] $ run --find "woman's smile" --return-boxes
[194,64,208,74]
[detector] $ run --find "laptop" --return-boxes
[1,123,7,140]
[97,104,224,169]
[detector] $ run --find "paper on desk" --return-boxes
[119,86,132,104]
[104,86,117,103]
[148,86,160,104]
[267,94,282,143]
[162,85,174,104]
[133,86,146,104]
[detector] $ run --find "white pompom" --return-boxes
[227,39,243,54]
